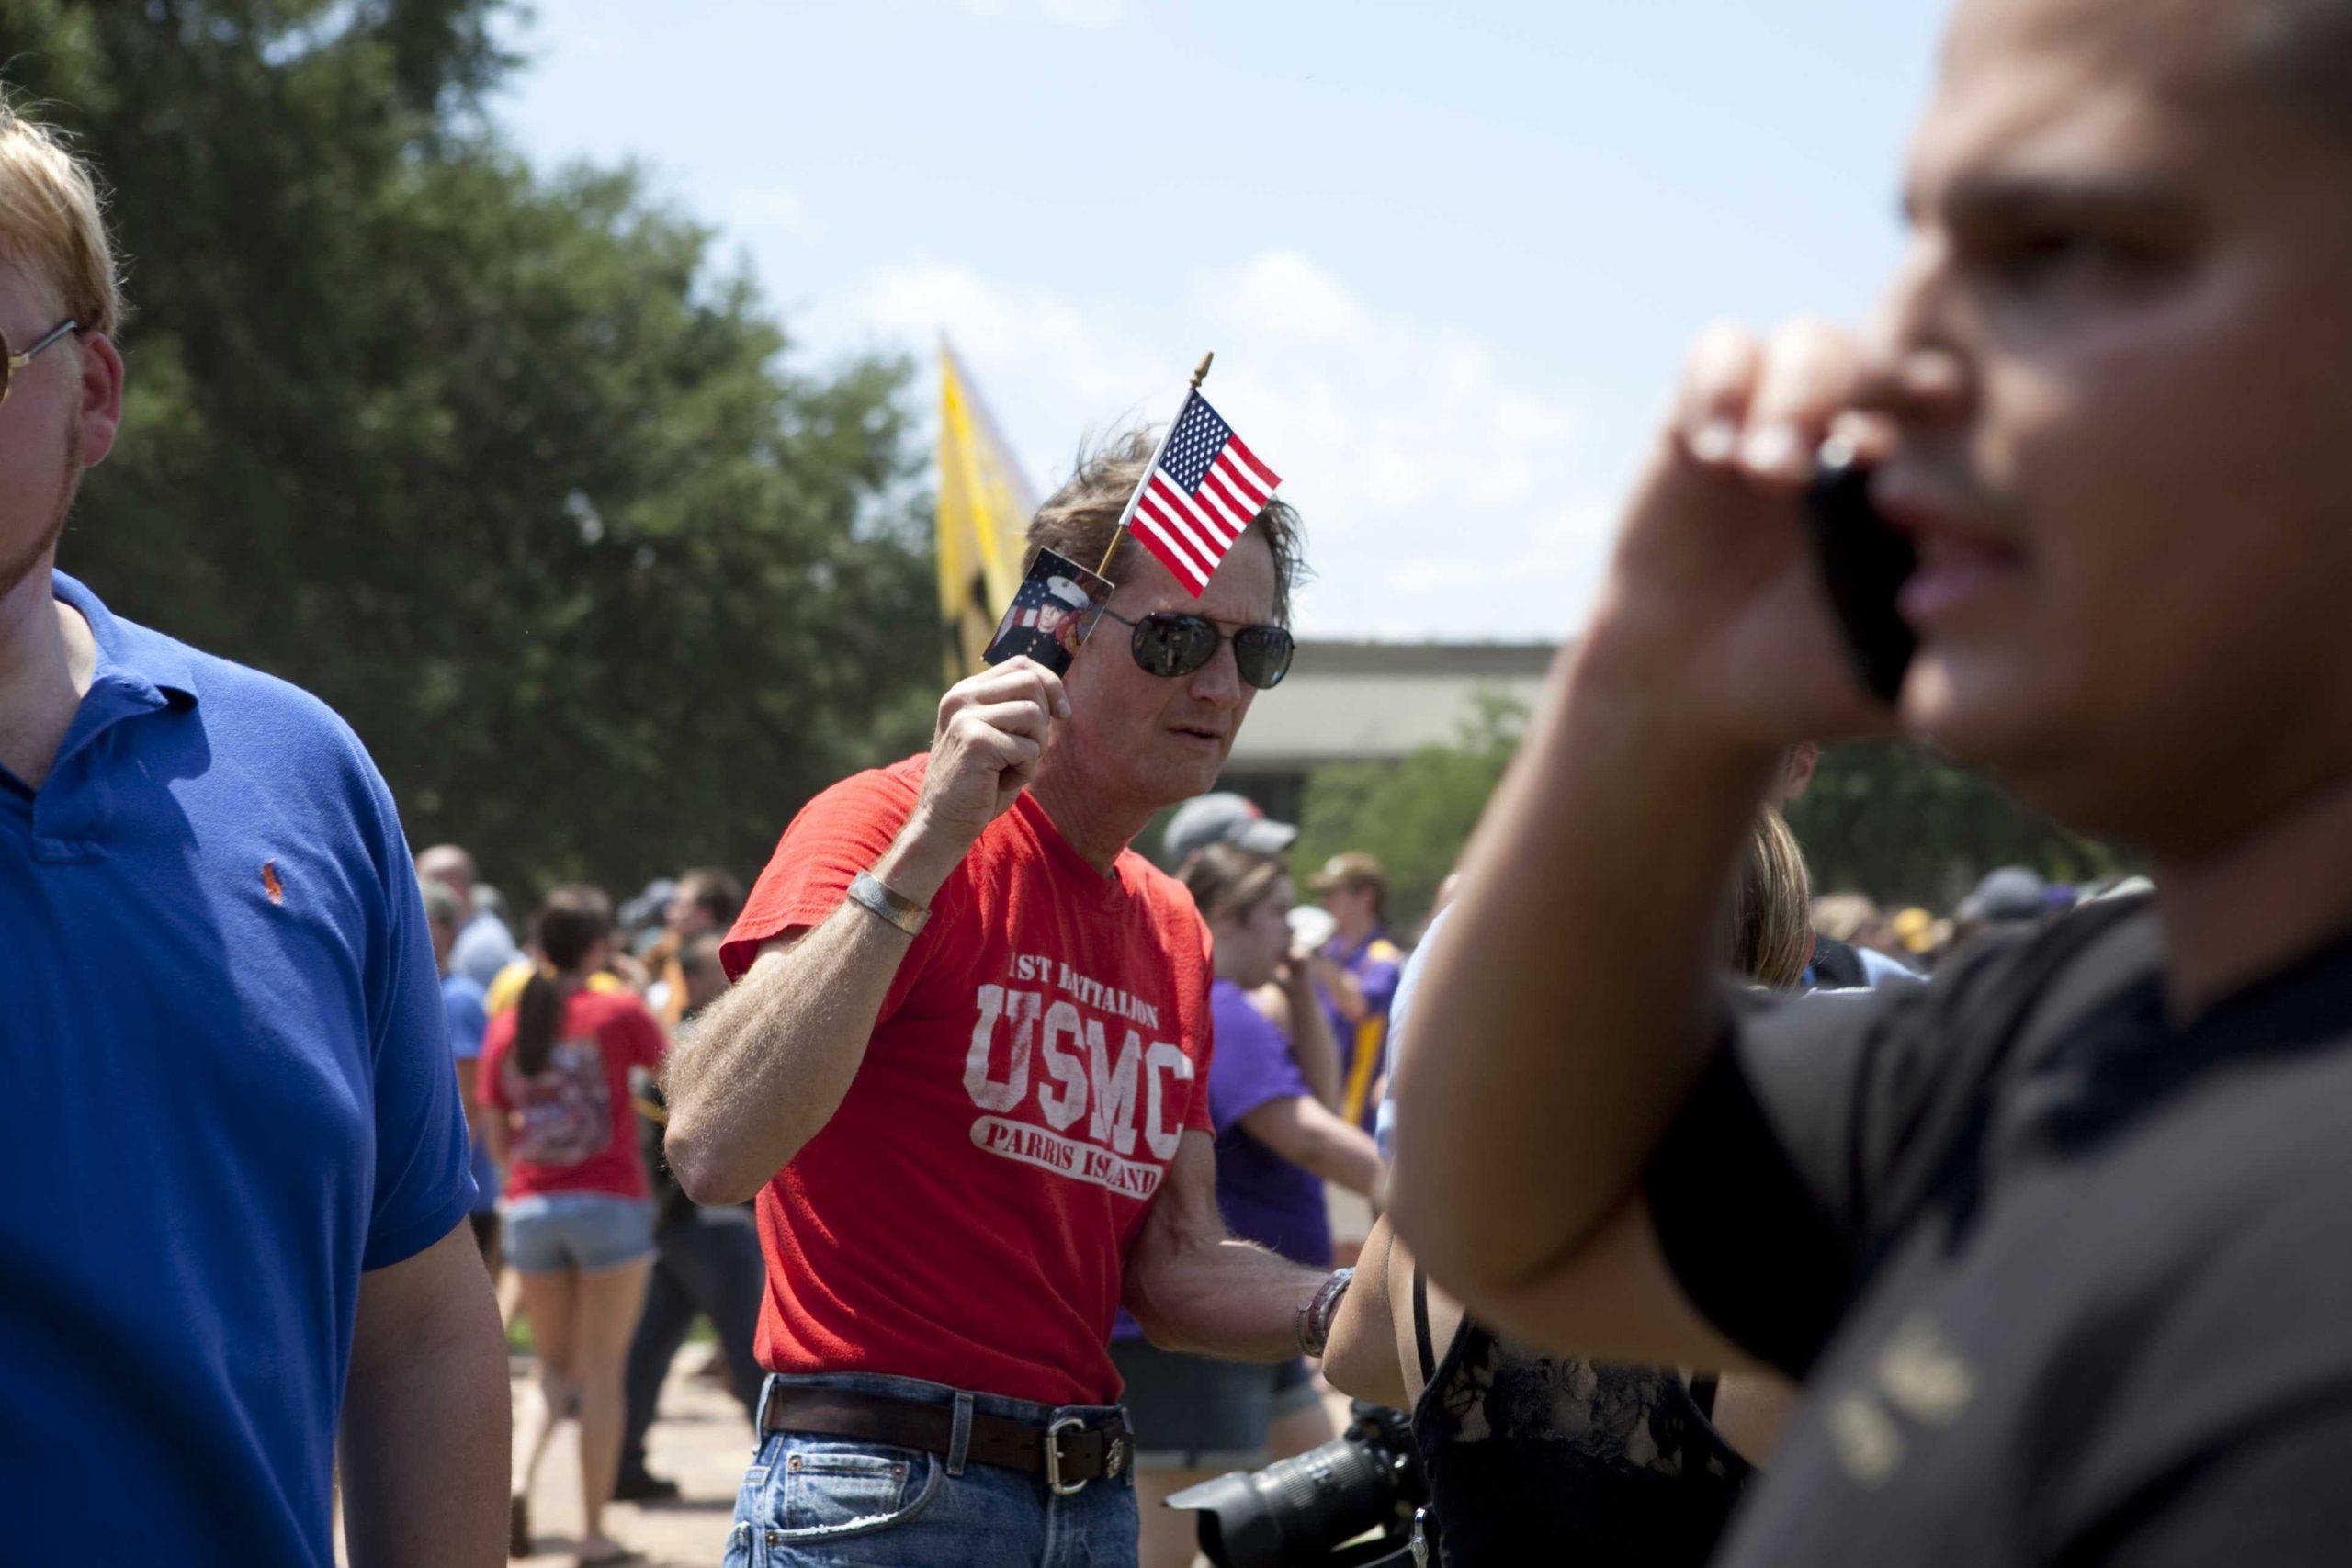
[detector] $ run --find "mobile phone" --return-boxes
[1802,446,1917,705]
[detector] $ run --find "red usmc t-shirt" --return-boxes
[721,757,1215,1407]
[478,989,666,1201]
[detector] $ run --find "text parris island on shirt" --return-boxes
[962,952,1193,1201]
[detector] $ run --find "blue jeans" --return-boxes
[725,1372,1140,1568]
[499,1191,656,1274]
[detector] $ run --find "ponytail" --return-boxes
[514,969,562,1077]
[511,883,615,1077]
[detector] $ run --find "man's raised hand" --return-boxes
[911,657,1069,857]
[1587,318,1898,750]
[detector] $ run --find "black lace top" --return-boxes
[1409,1276,1753,1565]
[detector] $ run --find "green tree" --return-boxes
[2,0,936,897]
[1292,691,1525,936]
[1290,697,2133,931]
[1787,740,2135,907]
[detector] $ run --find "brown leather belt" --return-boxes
[760,1385,1134,1495]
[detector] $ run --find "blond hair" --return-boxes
[0,99,119,337]
[1731,810,1814,991]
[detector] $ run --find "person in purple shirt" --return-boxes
[1307,851,1408,1130]
[1111,843,1386,1568]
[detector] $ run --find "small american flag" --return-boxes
[1125,391,1283,595]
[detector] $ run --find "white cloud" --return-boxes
[848,251,1623,641]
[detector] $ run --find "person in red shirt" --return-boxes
[666,431,1349,1568]
[479,885,667,1566]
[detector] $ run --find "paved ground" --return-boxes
[509,1349,752,1568]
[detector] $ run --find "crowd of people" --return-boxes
[411,814,1435,1565]
[412,853,768,1561]
[402,776,2160,1568]
[404,771,2165,1568]
[1812,863,2151,977]
[14,0,2352,1562]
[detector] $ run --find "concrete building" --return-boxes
[1217,639,1558,822]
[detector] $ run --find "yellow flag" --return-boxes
[937,344,1040,681]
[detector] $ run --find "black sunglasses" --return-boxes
[1,319,78,408]
[1099,607,1295,690]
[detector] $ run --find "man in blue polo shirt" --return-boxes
[0,108,507,1563]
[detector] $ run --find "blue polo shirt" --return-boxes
[0,572,476,1566]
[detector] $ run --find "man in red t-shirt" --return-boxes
[667,431,1347,1567]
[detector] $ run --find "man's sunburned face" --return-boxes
[1870,0,2352,851]
[1054,531,1279,818]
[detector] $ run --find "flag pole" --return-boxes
[1094,352,1215,581]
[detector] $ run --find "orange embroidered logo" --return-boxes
[261,860,286,906]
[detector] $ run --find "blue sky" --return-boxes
[493,0,1948,640]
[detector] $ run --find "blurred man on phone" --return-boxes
[1395,0,2352,1561]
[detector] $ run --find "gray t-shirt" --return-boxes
[1646,897,2352,1565]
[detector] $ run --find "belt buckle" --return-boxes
[1044,1415,1090,1496]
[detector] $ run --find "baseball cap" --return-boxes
[1307,851,1387,896]
[618,877,678,936]
[1957,865,2048,925]
[1162,792,1297,866]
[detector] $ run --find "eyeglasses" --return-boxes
[1,320,79,408]
[1099,607,1295,690]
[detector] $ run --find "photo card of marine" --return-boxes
[982,548,1113,676]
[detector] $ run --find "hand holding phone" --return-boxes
[1802,443,1917,705]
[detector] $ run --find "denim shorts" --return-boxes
[499,1191,656,1275]
[1108,1337,1320,1468]
[725,1371,1139,1568]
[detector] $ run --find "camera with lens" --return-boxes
[1165,1402,1429,1568]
